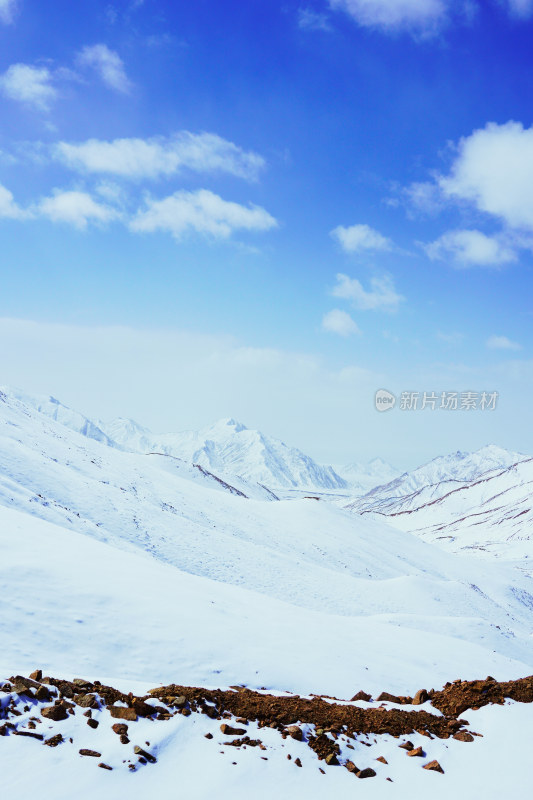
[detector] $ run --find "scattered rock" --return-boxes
[424,759,444,774]
[376,756,388,764]
[453,731,474,742]
[109,706,137,721]
[407,746,424,757]
[87,719,99,729]
[345,760,358,773]
[412,689,429,705]
[294,757,302,767]
[399,740,414,751]
[43,734,63,747]
[204,733,213,740]
[220,724,247,736]
[325,753,338,766]
[13,731,44,740]
[98,763,112,771]
[134,745,157,763]
[112,723,128,736]
[41,705,68,722]
[286,725,303,741]
[29,670,42,682]
[357,767,376,778]
[120,735,130,744]
[351,691,372,702]
[79,749,101,758]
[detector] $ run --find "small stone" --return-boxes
[286,725,303,741]
[220,724,247,736]
[112,723,128,736]
[204,733,213,740]
[376,756,388,764]
[43,734,63,747]
[399,740,414,751]
[325,753,338,766]
[287,754,291,760]
[294,757,302,767]
[133,745,156,763]
[453,731,474,742]
[181,707,191,717]
[13,731,44,740]
[350,691,372,702]
[345,760,358,773]
[357,768,376,779]
[79,749,101,758]
[412,689,428,705]
[98,763,112,771]
[34,686,51,702]
[87,718,99,729]
[29,670,42,682]
[407,747,424,758]
[120,735,130,744]
[423,759,444,774]
[41,705,68,721]
[109,706,137,721]
[376,692,402,704]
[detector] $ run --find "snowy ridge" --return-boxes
[346,446,533,570]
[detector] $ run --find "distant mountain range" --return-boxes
[2,387,396,492]
[346,445,533,570]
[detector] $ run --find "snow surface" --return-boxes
[347,446,533,571]
[1,389,533,798]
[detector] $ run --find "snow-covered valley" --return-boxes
[1,388,532,798]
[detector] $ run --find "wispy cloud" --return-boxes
[322,309,361,336]
[331,223,393,253]
[331,272,404,311]
[330,0,448,35]
[486,335,522,351]
[0,0,17,24]
[130,189,277,240]
[35,189,121,229]
[0,183,26,219]
[76,44,132,94]
[54,132,266,181]
[0,63,57,111]
[423,229,517,267]
[298,7,333,31]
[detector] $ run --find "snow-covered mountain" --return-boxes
[334,457,400,494]
[2,390,533,798]
[346,446,533,570]
[2,387,349,492]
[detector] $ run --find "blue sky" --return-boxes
[1,0,533,467]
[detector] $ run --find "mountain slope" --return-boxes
[1,389,533,675]
[346,446,533,570]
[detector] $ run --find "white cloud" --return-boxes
[506,0,533,17]
[330,0,448,33]
[298,7,333,30]
[423,229,517,267]
[331,272,404,311]
[76,44,132,93]
[0,63,57,111]
[401,180,444,215]
[331,223,393,253]
[36,190,120,229]
[54,132,265,182]
[322,309,361,336]
[130,189,277,240]
[439,121,533,231]
[487,335,522,351]
[0,0,17,24]
[0,183,25,219]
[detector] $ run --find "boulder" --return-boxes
[41,705,68,721]
[357,768,376,778]
[220,724,247,736]
[109,706,137,721]
[412,689,429,705]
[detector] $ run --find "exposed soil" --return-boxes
[1,671,532,779]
